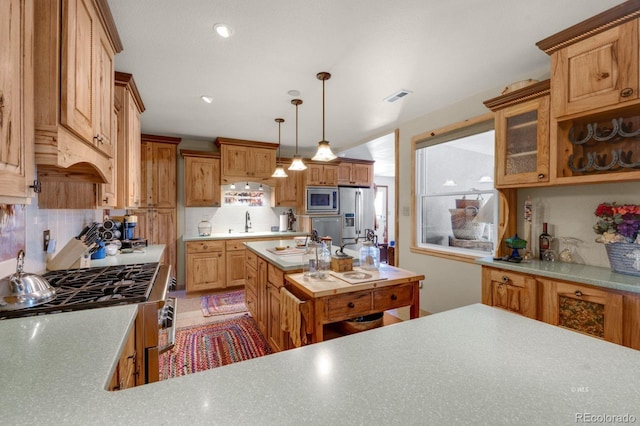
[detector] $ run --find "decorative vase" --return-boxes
[605,242,640,277]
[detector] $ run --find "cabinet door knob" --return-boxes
[501,276,509,283]
[390,294,397,301]
[537,173,545,179]
[348,302,355,308]
[574,290,583,297]
[620,88,634,98]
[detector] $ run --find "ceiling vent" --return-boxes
[384,89,412,103]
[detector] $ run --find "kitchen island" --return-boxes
[2,303,639,425]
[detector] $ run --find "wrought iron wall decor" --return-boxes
[567,115,640,173]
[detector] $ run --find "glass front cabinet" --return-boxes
[484,80,550,188]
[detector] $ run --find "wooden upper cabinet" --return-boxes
[141,135,179,208]
[105,72,145,209]
[216,137,277,183]
[34,0,122,183]
[549,20,638,118]
[182,150,221,207]
[60,0,114,156]
[337,160,374,187]
[484,80,550,188]
[306,163,338,186]
[536,6,640,186]
[537,5,640,118]
[273,161,301,208]
[0,0,34,203]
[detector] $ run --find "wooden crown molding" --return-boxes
[142,134,182,145]
[94,0,123,53]
[536,0,640,54]
[483,79,551,111]
[115,71,146,112]
[215,137,279,149]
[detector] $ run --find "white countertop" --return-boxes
[2,303,639,425]
[183,231,307,242]
[476,256,640,294]
[245,239,360,271]
[89,244,165,267]
[286,264,425,297]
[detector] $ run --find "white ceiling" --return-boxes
[107,0,623,176]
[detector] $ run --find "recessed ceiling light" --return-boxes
[287,89,300,97]
[201,95,213,104]
[213,23,233,38]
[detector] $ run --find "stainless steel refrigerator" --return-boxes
[310,215,342,250]
[339,187,376,251]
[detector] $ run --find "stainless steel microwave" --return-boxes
[306,186,339,213]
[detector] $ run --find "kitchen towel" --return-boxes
[280,287,305,347]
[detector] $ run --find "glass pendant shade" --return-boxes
[311,140,336,161]
[289,155,307,171]
[288,99,306,171]
[272,164,288,177]
[272,118,288,178]
[313,72,337,162]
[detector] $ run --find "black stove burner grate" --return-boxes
[0,263,160,319]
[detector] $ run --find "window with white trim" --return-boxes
[414,120,497,257]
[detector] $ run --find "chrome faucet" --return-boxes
[245,211,251,233]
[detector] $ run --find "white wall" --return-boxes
[395,73,640,314]
[0,202,102,277]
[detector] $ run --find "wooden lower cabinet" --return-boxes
[226,241,247,288]
[256,258,268,337]
[481,268,537,319]
[185,241,225,293]
[245,250,302,352]
[108,323,137,391]
[539,278,623,345]
[267,282,286,352]
[481,266,640,350]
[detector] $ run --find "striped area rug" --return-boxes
[159,314,272,380]
[200,290,248,317]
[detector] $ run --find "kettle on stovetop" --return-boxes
[0,250,57,311]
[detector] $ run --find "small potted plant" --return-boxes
[593,202,640,276]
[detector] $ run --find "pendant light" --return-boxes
[311,72,337,161]
[271,118,288,178]
[288,99,307,171]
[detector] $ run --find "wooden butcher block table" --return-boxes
[285,265,424,343]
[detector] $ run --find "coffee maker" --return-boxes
[123,214,137,240]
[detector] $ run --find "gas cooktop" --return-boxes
[0,263,160,320]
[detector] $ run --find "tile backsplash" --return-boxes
[0,202,102,277]
[184,205,297,236]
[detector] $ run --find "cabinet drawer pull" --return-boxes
[390,294,397,301]
[348,302,355,308]
[620,87,633,98]
[574,290,583,297]
[501,276,509,283]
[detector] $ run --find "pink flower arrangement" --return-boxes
[593,202,640,244]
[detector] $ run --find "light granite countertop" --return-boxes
[244,239,360,271]
[183,231,307,242]
[89,244,165,267]
[2,303,639,425]
[476,257,640,294]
